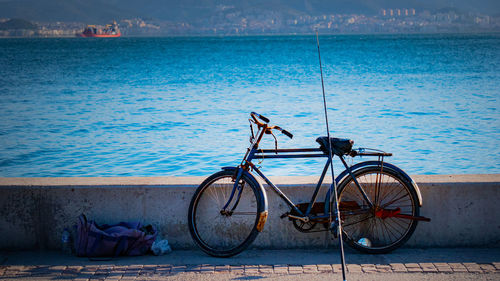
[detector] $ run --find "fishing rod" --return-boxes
[315,31,347,281]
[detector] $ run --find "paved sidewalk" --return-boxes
[1,247,499,280]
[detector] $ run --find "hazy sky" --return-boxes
[1,0,499,23]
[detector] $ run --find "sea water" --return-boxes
[0,34,498,177]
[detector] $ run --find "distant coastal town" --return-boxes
[0,8,499,37]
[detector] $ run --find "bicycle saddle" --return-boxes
[316,137,354,156]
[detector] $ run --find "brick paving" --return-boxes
[273,264,288,274]
[449,262,468,272]
[375,264,391,273]
[361,264,377,273]
[493,262,500,270]
[390,263,407,273]
[288,265,303,274]
[258,264,273,274]
[229,265,244,274]
[317,264,333,273]
[0,262,498,279]
[347,264,362,273]
[404,263,422,272]
[214,264,229,273]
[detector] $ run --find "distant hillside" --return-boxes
[0,0,499,23]
[0,0,136,23]
[0,18,37,30]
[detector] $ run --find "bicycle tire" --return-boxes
[188,170,265,257]
[337,166,420,254]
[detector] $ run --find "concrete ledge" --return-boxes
[0,174,499,250]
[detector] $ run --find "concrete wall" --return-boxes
[0,174,499,250]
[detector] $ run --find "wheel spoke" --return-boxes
[382,193,410,209]
[338,167,419,253]
[189,172,261,257]
[343,213,374,228]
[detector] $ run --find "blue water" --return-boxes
[0,34,499,177]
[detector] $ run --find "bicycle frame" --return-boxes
[251,149,373,220]
[223,121,382,223]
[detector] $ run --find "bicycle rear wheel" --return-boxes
[188,170,265,257]
[337,166,420,254]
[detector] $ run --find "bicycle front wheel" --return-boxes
[337,166,420,254]
[188,170,265,257]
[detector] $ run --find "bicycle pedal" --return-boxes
[280,212,289,219]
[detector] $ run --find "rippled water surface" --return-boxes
[0,34,499,177]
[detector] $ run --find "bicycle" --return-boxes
[188,112,430,257]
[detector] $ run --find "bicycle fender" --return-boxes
[324,161,423,210]
[221,167,269,231]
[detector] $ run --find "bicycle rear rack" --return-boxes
[350,147,392,157]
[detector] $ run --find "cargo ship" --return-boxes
[79,21,121,37]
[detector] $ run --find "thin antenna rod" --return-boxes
[316,30,347,281]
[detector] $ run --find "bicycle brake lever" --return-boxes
[270,131,278,154]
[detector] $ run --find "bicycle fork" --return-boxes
[220,167,269,232]
[221,168,246,215]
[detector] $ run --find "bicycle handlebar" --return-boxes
[272,126,293,139]
[250,112,293,139]
[282,129,293,139]
[250,112,269,124]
